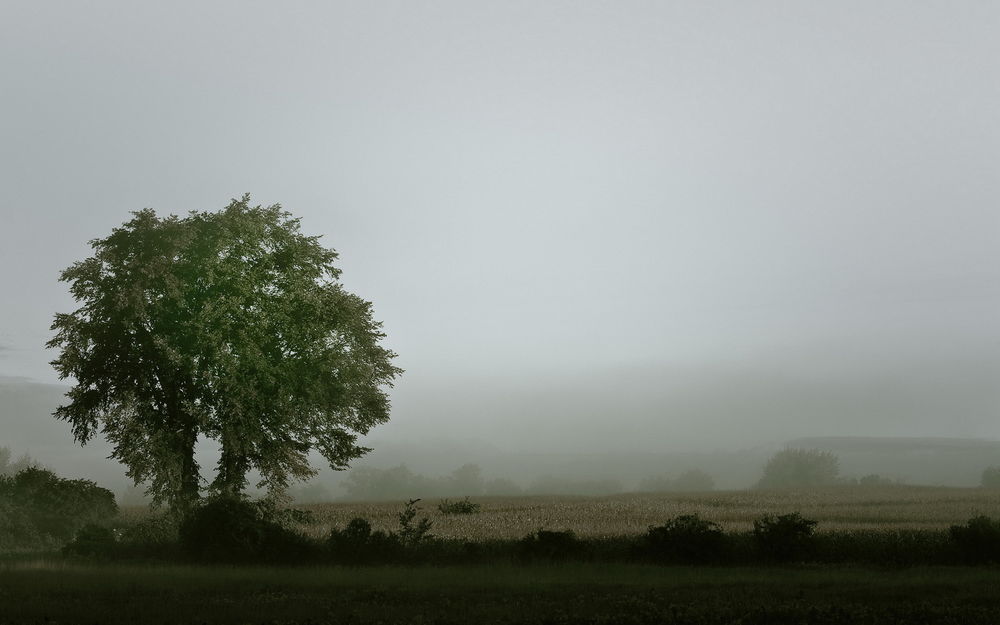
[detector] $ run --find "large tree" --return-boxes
[48,195,401,511]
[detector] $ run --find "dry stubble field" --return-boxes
[289,486,1000,540]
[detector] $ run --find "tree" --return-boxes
[755,448,839,489]
[982,466,1000,489]
[0,447,39,477]
[48,195,401,512]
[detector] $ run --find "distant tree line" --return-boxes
[0,447,40,477]
[334,463,718,501]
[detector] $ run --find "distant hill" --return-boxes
[785,436,1000,486]
[787,436,1000,452]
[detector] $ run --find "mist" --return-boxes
[1,1,998,500]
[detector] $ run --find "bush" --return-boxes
[326,517,402,563]
[858,474,894,487]
[178,496,312,562]
[756,448,840,489]
[644,514,726,563]
[519,529,584,560]
[981,466,1000,489]
[0,467,117,551]
[63,524,117,558]
[114,514,180,559]
[396,499,433,546]
[437,497,481,515]
[949,516,1000,563]
[752,512,818,561]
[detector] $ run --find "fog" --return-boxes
[1,2,998,498]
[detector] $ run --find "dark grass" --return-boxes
[2,562,1000,624]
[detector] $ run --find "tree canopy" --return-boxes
[755,448,840,490]
[48,195,401,511]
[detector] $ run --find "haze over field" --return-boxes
[1,2,998,494]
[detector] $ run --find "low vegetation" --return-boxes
[5,563,1000,625]
[437,496,482,515]
[0,467,117,552]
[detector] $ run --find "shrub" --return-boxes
[981,466,1000,489]
[397,499,433,546]
[326,517,402,563]
[178,496,311,562]
[114,514,180,559]
[0,467,117,550]
[756,448,839,489]
[437,497,481,515]
[519,529,584,560]
[644,514,726,563]
[753,512,818,561]
[949,515,1000,563]
[63,524,117,558]
[858,474,894,487]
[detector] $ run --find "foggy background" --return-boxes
[1,2,998,496]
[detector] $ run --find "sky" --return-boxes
[1,1,998,468]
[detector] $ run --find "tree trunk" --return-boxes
[169,423,200,517]
[216,427,249,498]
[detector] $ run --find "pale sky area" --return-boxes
[1,1,998,477]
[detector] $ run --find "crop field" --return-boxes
[284,486,1000,540]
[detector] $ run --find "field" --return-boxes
[15,486,1000,624]
[4,562,1000,624]
[286,485,1000,539]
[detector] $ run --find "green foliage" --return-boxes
[949,515,1000,563]
[437,497,481,515]
[858,473,895,486]
[113,514,180,559]
[518,529,584,560]
[981,466,1000,488]
[63,524,117,558]
[752,512,818,561]
[177,495,311,562]
[0,467,117,551]
[47,195,401,511]
[326,517,402,563]
[326,500,436,563]
[756,448,840,489]
[644,514,725,563]
[396,499,433,546]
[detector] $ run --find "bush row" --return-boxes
[58,497,1000,566]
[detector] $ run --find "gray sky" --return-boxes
[1,1,998,459]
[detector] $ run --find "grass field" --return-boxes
[278,485,1000,539]
[3,561,1000,624]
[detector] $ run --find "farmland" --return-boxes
[9,486,1000,623]
[286,485,1000,540]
